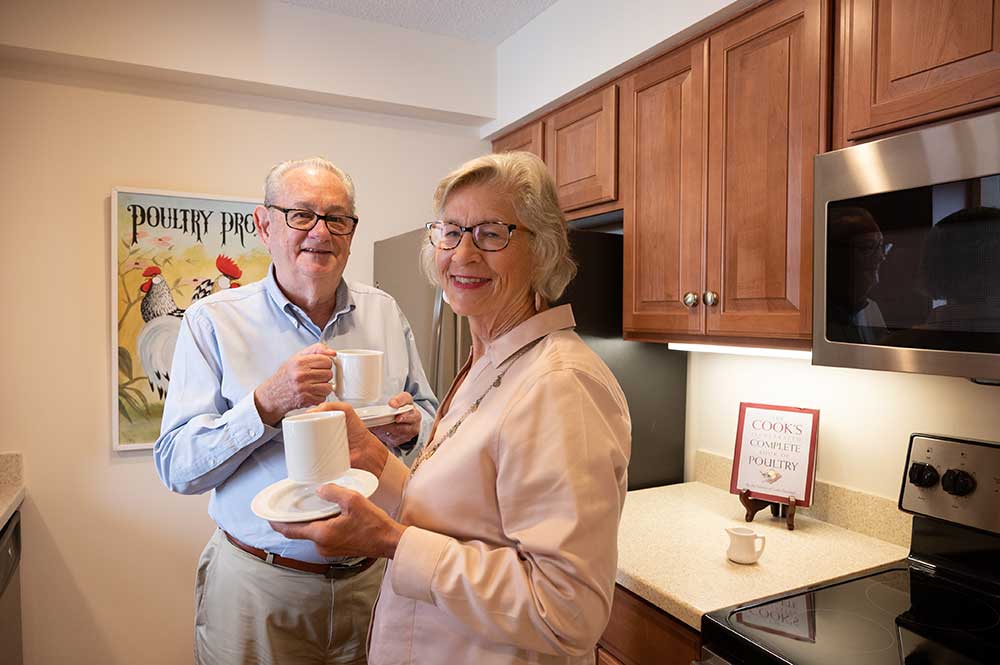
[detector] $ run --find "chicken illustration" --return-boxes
[191,254,243,302]
[136,266,184,399]
[759,468,782,484]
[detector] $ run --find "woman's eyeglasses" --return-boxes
[425,221,530,252]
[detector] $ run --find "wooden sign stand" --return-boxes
[740,489,797,530]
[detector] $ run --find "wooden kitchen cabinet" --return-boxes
[704,0,823,340]
[491,84,618,215]
[492,121,544,158]
[597,584,701,665]
[836,0,1000,145]
[621,42,708,336]
[623,0,824,343]
[595,646,626,664]
[545,84,619,212]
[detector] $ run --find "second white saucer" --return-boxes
[251,468,378,523]
[356,404,414,428]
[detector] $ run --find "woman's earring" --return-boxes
[534,292,546,312]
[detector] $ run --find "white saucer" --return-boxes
[356,404,414,428]
[251,468,379,523]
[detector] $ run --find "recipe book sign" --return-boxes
[730,403,820,506]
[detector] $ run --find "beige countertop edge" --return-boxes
[615,557,906,631]
[614,482,910,631]
[0,485,25,530]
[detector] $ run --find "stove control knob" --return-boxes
[941,469,976,497]
[908,462,940,488]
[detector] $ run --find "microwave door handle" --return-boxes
[431,286,444,391]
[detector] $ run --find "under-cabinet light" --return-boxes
[667,343,812,360]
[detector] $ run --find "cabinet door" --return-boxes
[705,0,824,339]
[492,121,544,158]
[595,647,626,665]
[841,0,1000,142]
[545,84,619,211]
[622,43,708,335]
[599,585,701,665]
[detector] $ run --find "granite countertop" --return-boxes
[0,453,25,529]
[617,482,909,630]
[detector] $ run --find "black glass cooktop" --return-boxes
[703,566,1000,665]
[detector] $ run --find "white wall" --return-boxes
[0,57,484,665]
[0,0,495,123]
[685,353,1000,499]
[484,0,750,137]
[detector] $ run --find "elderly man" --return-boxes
[154,157,437,665]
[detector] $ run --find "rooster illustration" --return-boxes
[191,254,243,302]
[136,266,185,399]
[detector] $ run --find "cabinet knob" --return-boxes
[682,292,699,308]
[703,291,719,306]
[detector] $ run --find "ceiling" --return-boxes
[281,0,559,45]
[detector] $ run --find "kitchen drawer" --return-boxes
[599,584,701,665]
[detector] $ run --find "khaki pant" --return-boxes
[194,529,385,665]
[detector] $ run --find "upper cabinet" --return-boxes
[492,84,619,215]
[621,42,708,336]
[837,0,1000,144]
[704,0,823,341]
[492,121,544,158]
[546,84,619,212]
[624,0,825,344]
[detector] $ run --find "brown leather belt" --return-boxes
[224,531,377,580]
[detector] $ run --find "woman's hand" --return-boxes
[371,392,421,449]
[306,402,388,476]
[270,483,406,559]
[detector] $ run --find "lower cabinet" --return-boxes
[595,645,626,664]
[597,585,701,665]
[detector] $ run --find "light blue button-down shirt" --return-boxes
[154,267,438,563]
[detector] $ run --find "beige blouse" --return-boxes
[367,305,631,665]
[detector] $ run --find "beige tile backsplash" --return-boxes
[694,449,912,547]
[0,452,22,485]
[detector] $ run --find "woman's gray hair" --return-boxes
[421,151,576,304]
[263,157,357,214]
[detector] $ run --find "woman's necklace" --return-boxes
[409,340,538,475]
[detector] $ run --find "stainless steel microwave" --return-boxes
[813,110,1000,382]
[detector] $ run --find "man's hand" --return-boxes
[270,483,406,559]
[371,392,422,449]
[254,343,337,426]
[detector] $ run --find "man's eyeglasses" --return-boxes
[425,221,529,252]
[851,238,893,259]
[267,205,358,236]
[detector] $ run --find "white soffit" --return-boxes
[281,0,559,45]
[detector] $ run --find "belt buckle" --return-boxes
[324,558,366,579]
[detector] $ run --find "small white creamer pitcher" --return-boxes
[726,527,766,564]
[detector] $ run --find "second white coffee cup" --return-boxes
[332,349,384,403]
[282,411,350,484]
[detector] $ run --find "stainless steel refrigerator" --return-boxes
[374,228,471,401]
[373,224,687,489]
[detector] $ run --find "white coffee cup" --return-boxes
[332,349,383,403]
[726,526,766,564]
[282,411,350,484]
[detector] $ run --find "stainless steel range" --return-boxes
[699,434,1000,665]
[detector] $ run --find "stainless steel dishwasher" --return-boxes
[0,511,22,665]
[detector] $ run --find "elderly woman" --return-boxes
[273,151,631,664]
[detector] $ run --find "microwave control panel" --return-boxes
[900,434,1000,534]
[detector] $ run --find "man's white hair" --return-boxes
[263,157,357,214]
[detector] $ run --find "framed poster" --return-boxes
[730,402,820,506]
[111,187,270,451]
